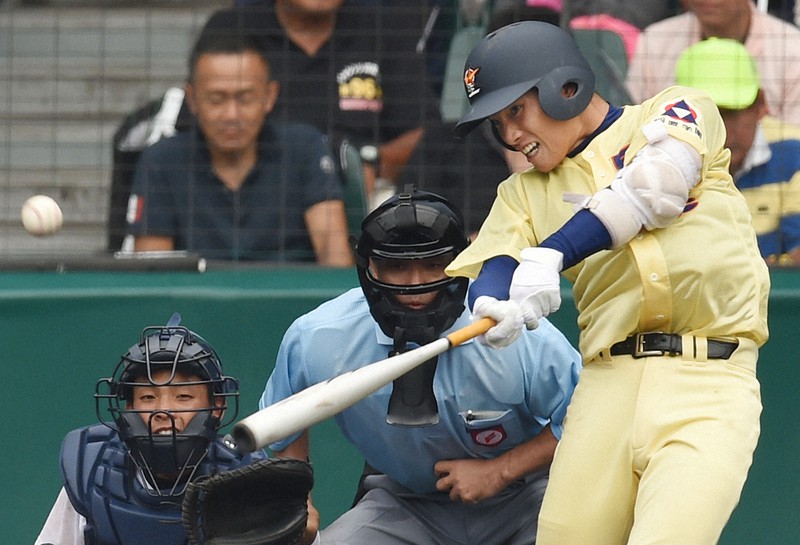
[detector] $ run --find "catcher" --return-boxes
[35,314,315,545]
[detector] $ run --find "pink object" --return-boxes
[526,0,563,13]
[569,14,640,62]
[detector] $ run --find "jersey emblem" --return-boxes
[464,67,480,98]
[612,145,629,170]
[337,62,384,112]
[683,196,699,213]
[469,424,507,447]
[662,99,698,125]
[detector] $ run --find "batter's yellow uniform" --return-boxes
[447,86,770,545]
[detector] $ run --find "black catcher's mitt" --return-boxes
[182,457,314,545]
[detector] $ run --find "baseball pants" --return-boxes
[536,337,762,545]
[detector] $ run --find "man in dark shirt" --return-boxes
[202,0,439,196]
[127,30,352,265]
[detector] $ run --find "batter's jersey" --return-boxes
[261,288,581,494]
[446,86,770,361]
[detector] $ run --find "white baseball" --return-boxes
[21,195,63,236]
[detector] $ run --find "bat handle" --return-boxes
[445,317,496,346]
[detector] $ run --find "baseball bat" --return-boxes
[231,317,495,453]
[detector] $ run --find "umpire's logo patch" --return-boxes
[469,425,507,447]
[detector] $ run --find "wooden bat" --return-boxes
[231,317,495,453]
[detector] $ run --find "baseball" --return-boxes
[21,195,63,237]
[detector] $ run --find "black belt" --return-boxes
[610,333,738,360]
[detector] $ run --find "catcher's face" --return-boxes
[370,256,451,310]
[129,369,220,434]
[186,50,278,159]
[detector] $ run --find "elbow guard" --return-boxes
[610,121,701,231]
[564,122,703,248]
[565,189,642,249]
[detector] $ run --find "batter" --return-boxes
[446,21,769,545]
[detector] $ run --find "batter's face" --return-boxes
[489,91,583,173]
[129,369,219,435]
[370,255,451,310]
[186,50,278,158]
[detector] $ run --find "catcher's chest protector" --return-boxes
[61,425,243,545]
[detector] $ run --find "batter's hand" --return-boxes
[510,247,563,328]
[434,458,508,504]
[472,296,524,348]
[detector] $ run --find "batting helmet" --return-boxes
[356,186,469,345]
[454,21,596,137]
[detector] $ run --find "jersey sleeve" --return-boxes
[296,125,345,209]
[34,487,86,545]
[631,86,727,176]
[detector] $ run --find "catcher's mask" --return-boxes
[356,186,469,346]
[454,20,596,141]
[95,313,239,496]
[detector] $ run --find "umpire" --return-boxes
[260,187,581,544]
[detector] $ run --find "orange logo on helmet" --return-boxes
[464,67,480,98]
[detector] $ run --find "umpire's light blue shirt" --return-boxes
[261,288,581,494]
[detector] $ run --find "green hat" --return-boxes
[675,38,760,110]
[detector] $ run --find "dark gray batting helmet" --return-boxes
[454,21,596,137]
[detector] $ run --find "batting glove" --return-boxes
[509,247,563,329]
[472,296,524,349]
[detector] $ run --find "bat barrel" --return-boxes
[230,338,452,452]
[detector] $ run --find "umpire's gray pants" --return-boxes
[321,469,549,545]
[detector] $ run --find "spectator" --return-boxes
[627,0,800,125]
[33,315,290,545]
[676,37,800,265]
[261,188,581,544]
[127,30,352,265]
[204,0,440,198]
[567,0,678,32]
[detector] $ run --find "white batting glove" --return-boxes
[509,247,563,329]
[472,296,524,349]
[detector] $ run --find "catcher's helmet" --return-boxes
[95,313,238,496]
[356,186,469,345]
[454,21,595,137]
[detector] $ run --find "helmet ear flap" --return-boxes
[537,65,596,121]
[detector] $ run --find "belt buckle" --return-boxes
[632,333,665,358]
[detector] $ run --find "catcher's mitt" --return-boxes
[182,457,314,545]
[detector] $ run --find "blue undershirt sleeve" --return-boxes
[466,210,613,310]
[539,209,612,270]
[467,255,517,310]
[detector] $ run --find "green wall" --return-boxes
[3,267,797,544]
